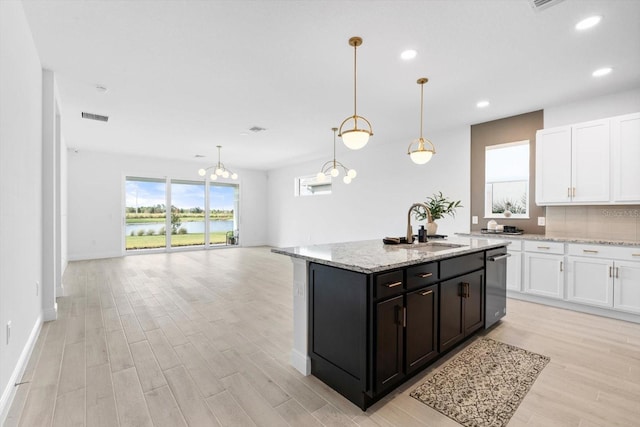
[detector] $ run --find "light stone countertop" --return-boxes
[271,236,509,274]
[457,232,640,247]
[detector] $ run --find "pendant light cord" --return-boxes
[420,82,424,138]
[353,43,358,119]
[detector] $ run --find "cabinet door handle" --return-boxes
[385,281,402,288]
[420,289,433,296]
[538,246,551,250]
[583,249,598,254]
[560,261,564,272]
[403,307,407,328]
[417,272,433,278]
[567,187,571,198]
[616,267,619,279]
[609,266,613,278]
[572,187,576,197]
[460,282,470,298]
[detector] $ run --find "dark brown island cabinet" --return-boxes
[308,249,502,410]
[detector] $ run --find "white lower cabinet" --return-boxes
[568,244,640,314]
[506,240,522,291]
[614,261,640,314]
[524,252,565,299]
[567,256,613,308]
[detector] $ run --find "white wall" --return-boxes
[67,150,268,260]
[266,126,471,248]
[544,87,640,127]
[0,1,44,421]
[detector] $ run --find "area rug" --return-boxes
[410,338,550,427]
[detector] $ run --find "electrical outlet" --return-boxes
[472,216,478,224]
[538,217,546,226]
[6,321,11,345]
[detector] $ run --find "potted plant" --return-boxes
[413,191,462,235]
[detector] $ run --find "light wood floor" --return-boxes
[5,247,640,426]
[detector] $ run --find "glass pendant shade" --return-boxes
[316,172,326,182]
[231,173,238,180]
[316,127,357,185]
[210,174,217,180]
[340,128,370,150]
[331,168,339,177]
[198,168,206,176]
[347,169,357,178]
[343,176,352,184]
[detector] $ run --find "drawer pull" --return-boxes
[632,253,640,257]
[560,261,563,272]
[583,249,598,254]
[417,272,433,278]
[403,307,407,328]
[609,266,612,278]
[537,246,551,250]
[384,281,402,288]
[420,289,433,296]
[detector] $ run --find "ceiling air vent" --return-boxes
[249,126,266,133]
[81,112,109,122]
[527,0,565,12]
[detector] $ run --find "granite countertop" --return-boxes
[271,236,510,274]
[457,232,640,247]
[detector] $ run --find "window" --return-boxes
[124,176,240,251]
[484,140,529,218]
[295,174,332,196]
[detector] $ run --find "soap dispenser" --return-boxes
[418,225,426,242]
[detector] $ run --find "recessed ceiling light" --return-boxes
[592,67,612,77]
[400,49,417,60]
[575,15,602,31]
[476,100,490,108]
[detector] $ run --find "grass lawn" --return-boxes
[125,232,229,249]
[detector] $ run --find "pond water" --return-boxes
[126,220,234,234]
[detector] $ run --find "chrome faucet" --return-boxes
[407,202,432,242]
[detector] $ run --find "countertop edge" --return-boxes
[457,232,640,247]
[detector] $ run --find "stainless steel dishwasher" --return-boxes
[485,247,510,329]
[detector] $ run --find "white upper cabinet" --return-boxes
[536,112,639,206]
[612,112,640,202]
[536,127,572,204]
[571,119,610,203]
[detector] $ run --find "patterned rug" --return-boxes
[410,338,550,427]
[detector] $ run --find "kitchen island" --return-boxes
[272,236,509,410]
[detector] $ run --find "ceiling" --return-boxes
[21,0,640,171]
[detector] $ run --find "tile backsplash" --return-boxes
[546,205,640,242]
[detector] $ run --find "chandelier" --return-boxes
[198,145,238,180]
[408,77,436,164]
[317,128,357,184]
[338,36,373,150]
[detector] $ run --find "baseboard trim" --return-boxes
[291,348,311,376]
[0,314,42,425]
[42,303,57,322]
[68,251,121,261]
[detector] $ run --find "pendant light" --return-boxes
[408,77,436,164]
[338,36,373,150]
[197,145,238,180]
[316,128,357,184]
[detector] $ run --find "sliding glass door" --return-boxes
[125,177,167,250]
[125,176,239,252]
[170,180,206,247]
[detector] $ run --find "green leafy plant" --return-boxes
[414,191,462,221]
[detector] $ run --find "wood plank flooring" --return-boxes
[5,247,640,426]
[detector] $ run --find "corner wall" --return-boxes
[0,1,44,421]
[266,126,472,248]
[67,150,268,260]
